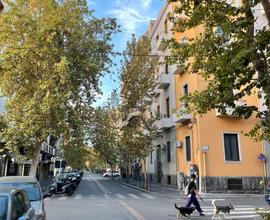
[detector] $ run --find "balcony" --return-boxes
[156,32,170,51]
[41,142,56,156]
[172,60,189,75]
[216,100,246,117]
[156,73,170,89]
[173,112,191,123]
[156,115,173,130]
[152,88,161,97]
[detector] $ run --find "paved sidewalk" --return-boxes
[115,179,264,199]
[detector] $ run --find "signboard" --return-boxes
[258,153,266,162]
[201,145,209,153]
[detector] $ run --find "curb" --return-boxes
[114,180,265,200]
[113,179,178,199]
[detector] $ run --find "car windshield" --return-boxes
[0,196,8,220]
[0,182,40,201]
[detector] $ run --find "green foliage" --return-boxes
[119,36,158,166]
[168,0,270,141]
[256,208,270,220]
[0,0,117,172]
[89,96,120,169]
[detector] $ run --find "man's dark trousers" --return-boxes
[185,192,203,213]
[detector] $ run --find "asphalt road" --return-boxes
[44,173,265,220]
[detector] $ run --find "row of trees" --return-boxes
[90,36,158,183]
[0,0,117,174]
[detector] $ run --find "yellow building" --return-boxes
[174,27,265,193]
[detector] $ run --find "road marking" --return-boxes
[58,196,67,200]
[104,194,110,199]
[94,180,111,194]
[74,194,83,200]
[128,194,139,199]
[140,193,154,199]
[44,197,51,201]
[88,195,97,200]
[118,200,146,220]
[116,194,125,199]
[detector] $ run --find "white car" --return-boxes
[102,171,120,178]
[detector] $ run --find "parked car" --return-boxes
[102,171,120,178]
[0,186,36,220]
[0,176,46,220]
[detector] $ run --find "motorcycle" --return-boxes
[46,173,77,197]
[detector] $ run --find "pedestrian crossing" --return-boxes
[44,192,157,201]
[191,205,260,219]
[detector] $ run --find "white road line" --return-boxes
[58,196,67,201]
[116,194,125,199]
[128,194,140,199]
[44,198,51,201]
[118,200,146,220]
[140,193,154,199]
[94,180,111,194]
[73,194,83,200]
[88,195,97,200]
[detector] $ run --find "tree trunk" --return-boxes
[110,163,113,179]
[260,0,270,27]
[142,159,148,189]
[0,0,3,13]
[29,143,42,176]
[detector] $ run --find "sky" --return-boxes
[87,0,165,106]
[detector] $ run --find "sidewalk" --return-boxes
[115,179,264,199]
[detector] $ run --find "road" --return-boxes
[44,173,266,220]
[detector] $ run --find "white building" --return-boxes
[145,3,179,185]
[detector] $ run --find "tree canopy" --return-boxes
[0,0,117,175]
[168,0,270,140]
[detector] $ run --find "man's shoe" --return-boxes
[199,213,205,216]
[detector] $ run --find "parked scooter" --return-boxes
[45,173,77,197]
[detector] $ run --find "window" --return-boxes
[165,63,169,74]
[0,196,8,220]
[167,141,171,162]
[183,84,188,96]
[166,98,170,118]
[183,84,188,108]
[157,106,160,119]
[223,133,240,161]
[12,193,26,220]
[228,178,243,190]
[164,19,168,34]
[185,136,191,162]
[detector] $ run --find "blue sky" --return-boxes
[87,0,165,106]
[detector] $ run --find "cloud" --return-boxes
[110,7,150,33]
[140,0,151,10]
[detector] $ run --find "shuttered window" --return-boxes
[224,133,240,161]
[185,136,191,162]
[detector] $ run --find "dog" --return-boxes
[212,199,234,219]
[175,204,195,219]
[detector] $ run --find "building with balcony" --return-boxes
[145,3,179,186]
[173,2,265,193]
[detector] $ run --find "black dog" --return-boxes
[175,204,195,219]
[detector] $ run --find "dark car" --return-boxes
[0,186,36,220]
[0,176,46,220]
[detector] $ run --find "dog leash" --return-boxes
[199,197,211,206]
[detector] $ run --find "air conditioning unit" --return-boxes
[176,141,182,148]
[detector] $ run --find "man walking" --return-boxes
[185,174,205,216]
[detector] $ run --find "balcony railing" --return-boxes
[215,100,246,117]
[156,115,173,130]
[173,104,192,123]
[41,142,56,156]
[155,73,170,89]
[172,60,189,75]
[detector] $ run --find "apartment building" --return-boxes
[145,3,179,186]
[174,2,265,193]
